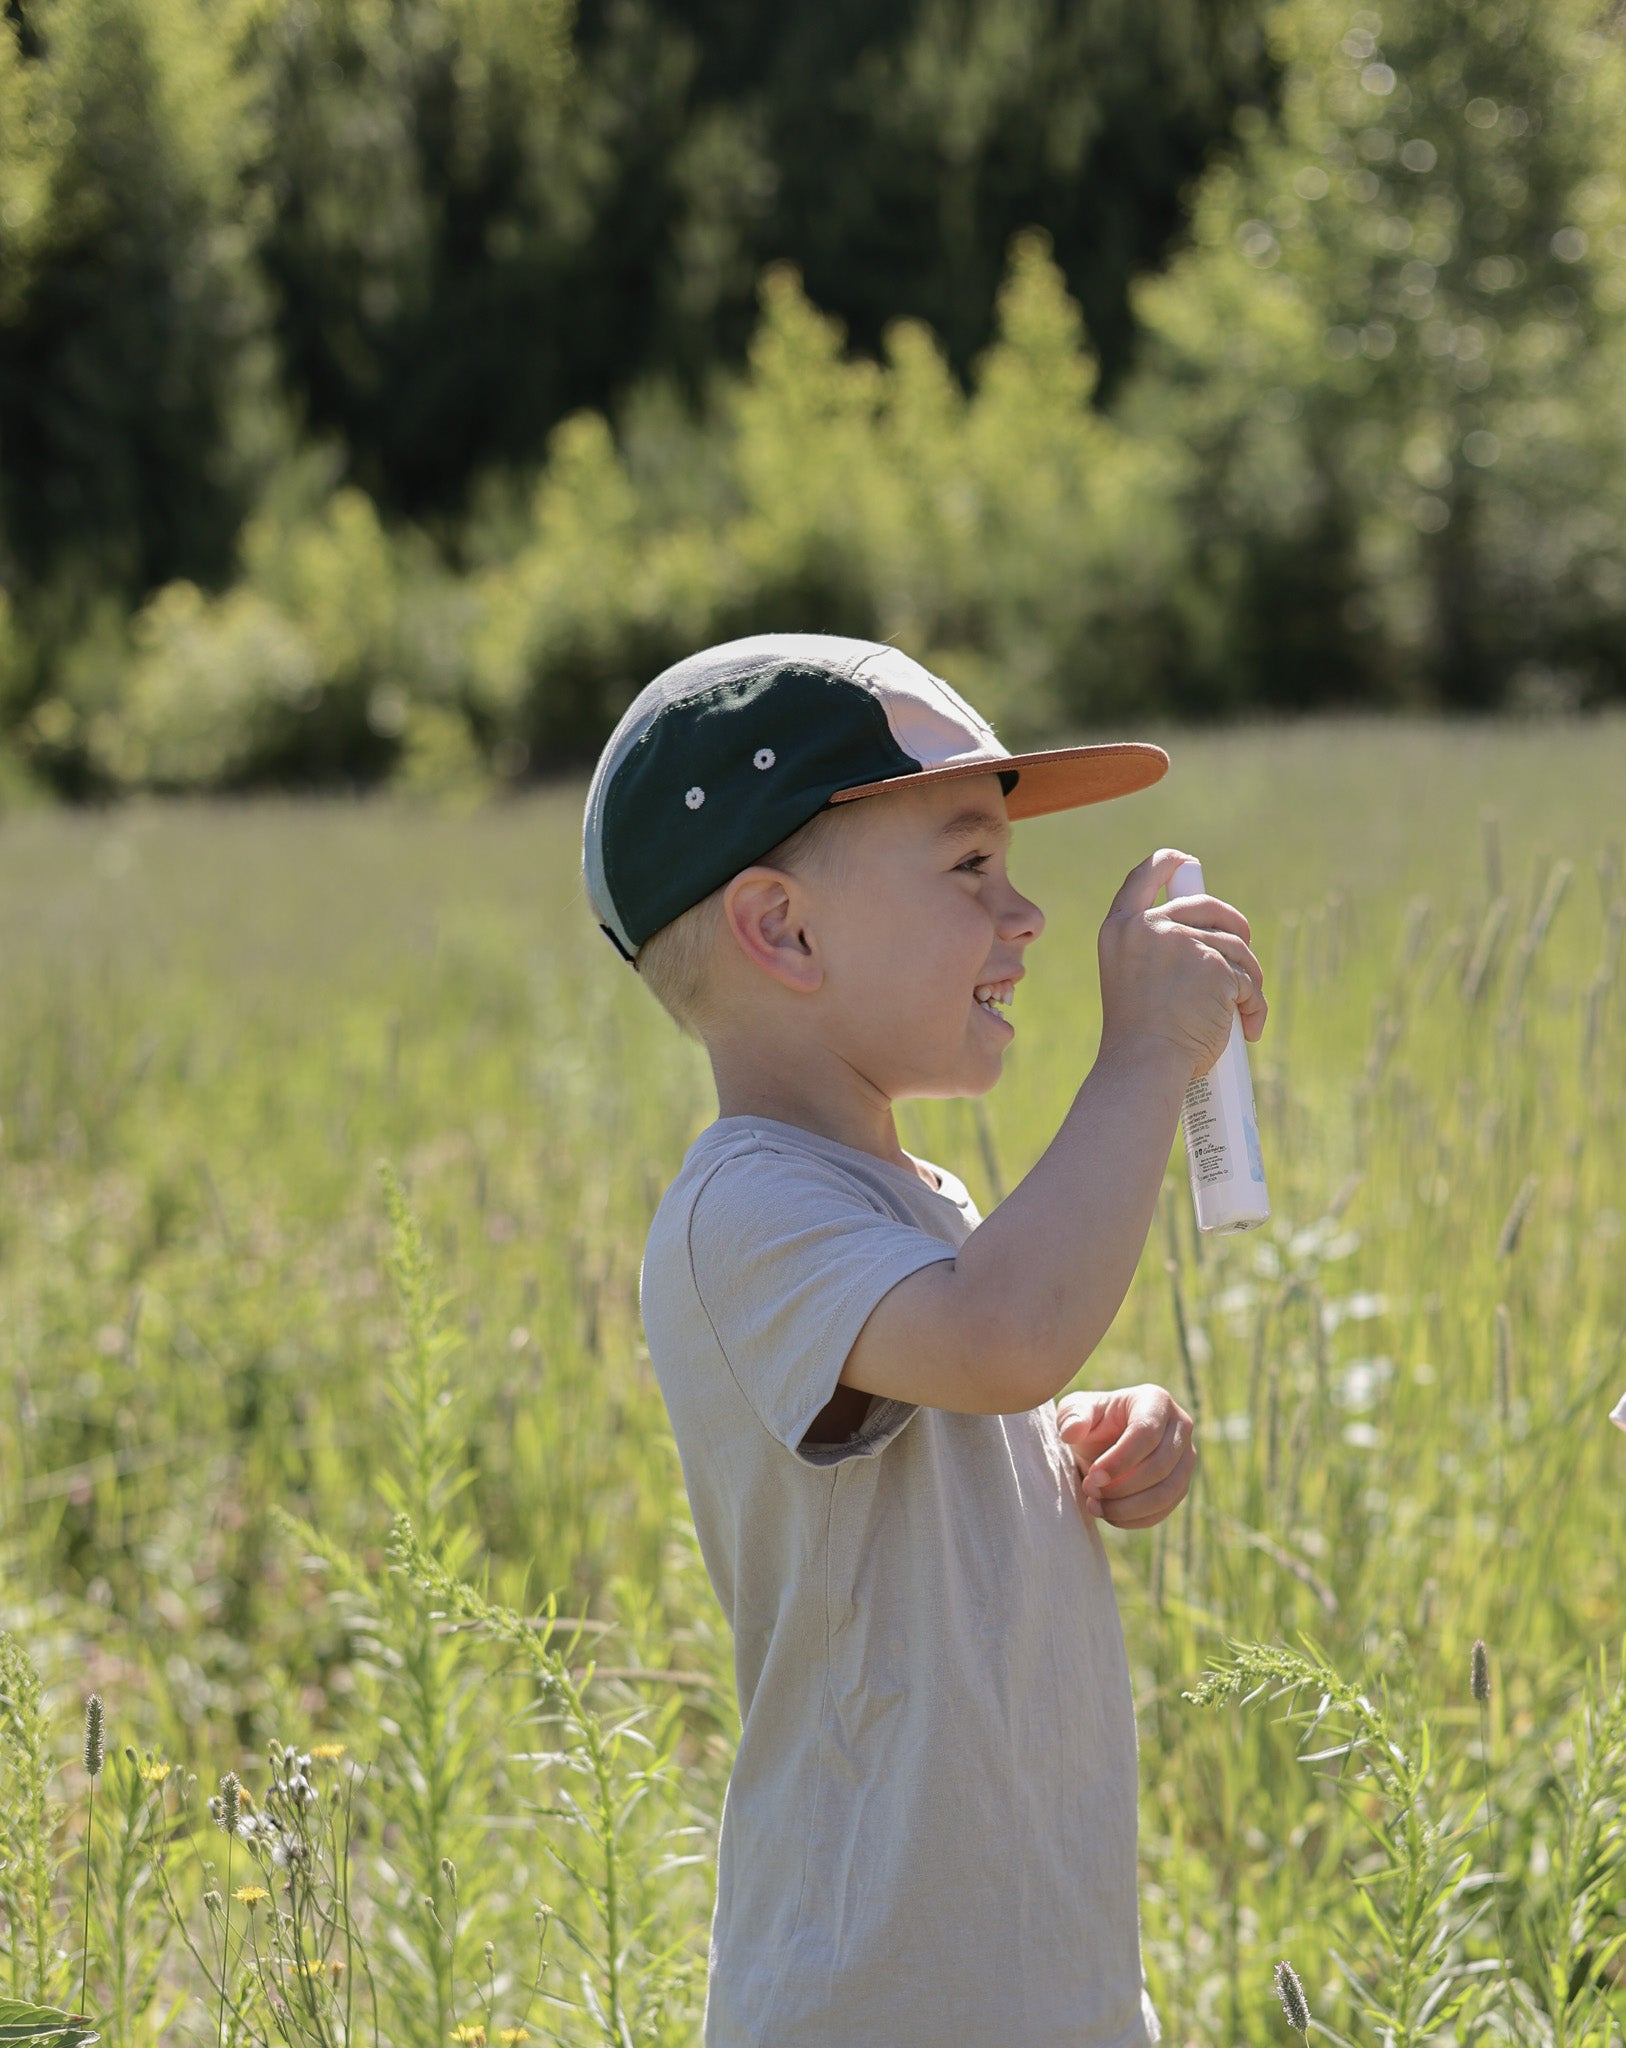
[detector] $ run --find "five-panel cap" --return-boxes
[582,633,1169,963]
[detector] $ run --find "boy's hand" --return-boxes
[1056,1385,1196,1529]
[1097,848,1267,1082]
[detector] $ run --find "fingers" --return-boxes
[1237,976,1268,1043]
[1077,1400,1183,1497]
[1163,891,1252,944]
[1099,1439,1198,1528]
[1188,928,1265,995]
[1081,1407,1192,1506]
[1177,927,1268,1044]
[1107,849,1201,920]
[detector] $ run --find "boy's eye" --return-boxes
[956,852,992,874]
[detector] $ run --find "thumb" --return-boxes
[1106,847,1196,921]
[1056,1392,1122,1459]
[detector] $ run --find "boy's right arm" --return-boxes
[838,847,1267,1417]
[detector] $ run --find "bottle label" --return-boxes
[1181,1076,1230,1187]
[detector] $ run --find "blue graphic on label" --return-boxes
[1243,1108,1265,1184]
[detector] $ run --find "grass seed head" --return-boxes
[1471,1638,1491,1703]
[83,1694,104,1777]
[217,1770,242,1837]
[1274,1958,1312,2037]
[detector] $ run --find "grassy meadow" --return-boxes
[2,714,1625,2046]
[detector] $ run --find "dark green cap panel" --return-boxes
[601,664,920,949]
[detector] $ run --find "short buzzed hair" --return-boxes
[635,801,861,1041]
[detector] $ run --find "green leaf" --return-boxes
[0,2001,101,2045]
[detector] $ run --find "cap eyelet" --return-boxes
[684,786,706,809]
[753,747,776,771]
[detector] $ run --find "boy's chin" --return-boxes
[901,1057,1006,1104]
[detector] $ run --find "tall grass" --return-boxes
[1,716,1623,2041]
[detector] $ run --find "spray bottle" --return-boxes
[1170,857,1270,1235]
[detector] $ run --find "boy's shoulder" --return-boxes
[648,1114,976,1252]
[639,1115,978,1456]
[641,1115,977,1337]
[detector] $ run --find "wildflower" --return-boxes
[329,1959,346,1979]
[450,2027,486,2046]
[139,1760,171,1784]
[1471,1638,1491,1704]
[498,2032,529,2044]
[310,1742,346,1762]
[234,1886,270,1907]
[216,1772,242,1838]
[1274,1959,1312,2039]
[293,1959,327,1978]
[83,1696,105,1778]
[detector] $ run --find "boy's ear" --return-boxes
[720,866,824,995]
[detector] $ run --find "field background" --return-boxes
[3,716,1623,2043]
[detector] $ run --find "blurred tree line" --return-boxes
[0,0,1622,798]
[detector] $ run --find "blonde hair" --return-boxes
[635,802,860,1040]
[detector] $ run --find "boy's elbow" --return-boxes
[844,1260,1097,1416]
[951,1276,1087,1414]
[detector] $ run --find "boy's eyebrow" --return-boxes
[936,808,1012,847]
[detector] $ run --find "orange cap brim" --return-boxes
[828,741,1169,819]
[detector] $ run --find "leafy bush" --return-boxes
[76,485,482,792]
[1125,0,1626,711]
[471,234,1196,767]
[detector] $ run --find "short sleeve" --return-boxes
[686,1144,958,1465]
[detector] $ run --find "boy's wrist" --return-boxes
[1090,1028,1193,1108]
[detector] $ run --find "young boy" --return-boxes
[581,632,1267,2048]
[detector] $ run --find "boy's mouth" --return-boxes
[974,979,1015,1023]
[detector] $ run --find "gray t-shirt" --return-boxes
[640,1114,1158,2048]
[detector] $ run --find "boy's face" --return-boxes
[805,772,1045,1101]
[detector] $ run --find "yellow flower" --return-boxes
[139,1761,171,1784]
[450,2027,487,2046]
[234,1886,270,1907]
[309,1743,347,1761]
[292,1959,327,1978]
[498,2032,530,2044]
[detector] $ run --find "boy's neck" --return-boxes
[710,1046,925,1182]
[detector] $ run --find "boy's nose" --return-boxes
[999,885,1044,944]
